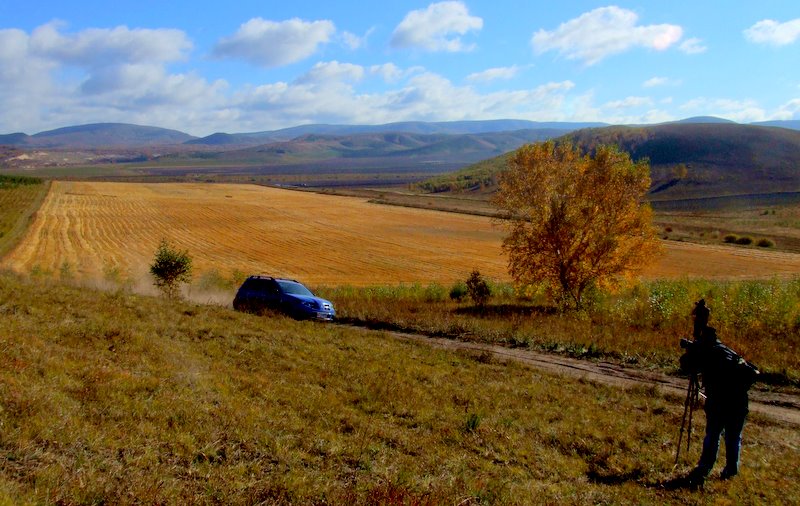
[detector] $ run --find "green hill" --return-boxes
[419,123,800,200]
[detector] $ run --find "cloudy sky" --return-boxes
[1,1,798,136]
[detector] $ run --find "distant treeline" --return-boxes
[416,153,509,193]
[0,175,43,188]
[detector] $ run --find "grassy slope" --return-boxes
[1,274,798,504]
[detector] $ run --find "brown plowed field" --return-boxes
[3,181,800,285]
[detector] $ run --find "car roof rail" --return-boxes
[247,275,301,284]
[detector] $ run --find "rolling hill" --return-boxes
[419,123,800,201]
[186,119,608,146]
[172,129,570,167]
[0,123,197,148]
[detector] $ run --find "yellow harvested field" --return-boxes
[3,181,800,286]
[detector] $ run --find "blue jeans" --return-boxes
[696,398,748,475]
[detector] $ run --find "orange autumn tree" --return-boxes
[493,141,661,309]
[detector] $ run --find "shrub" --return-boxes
[735,236,753,245]
[449,281,468,302]
[466,270,491,308]
[150,239,192,299]
[423,283,446,303]
[723,234,738,243]
[756,238,775,248]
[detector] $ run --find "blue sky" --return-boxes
[1,1,798,136]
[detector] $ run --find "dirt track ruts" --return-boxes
[345,324,800,427]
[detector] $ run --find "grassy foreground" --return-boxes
[1,273,799,504]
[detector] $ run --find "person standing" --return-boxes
[679,324,759,487]
[691,298,710,338]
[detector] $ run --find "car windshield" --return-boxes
[277,280,314,296]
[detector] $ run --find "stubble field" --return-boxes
[4,181,800,287]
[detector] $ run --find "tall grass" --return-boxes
[1,271,799,504]
[319,278,800,384]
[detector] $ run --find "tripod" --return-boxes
[675,373,700,466]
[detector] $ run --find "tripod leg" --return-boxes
[674,376,694,465]
[686,377,696,454]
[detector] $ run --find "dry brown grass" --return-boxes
[3,181,800,287]
[1,273,799,504]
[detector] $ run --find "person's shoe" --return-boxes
[686,467,707,489]
[720,467,738,480]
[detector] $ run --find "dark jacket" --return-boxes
[679,330,756,410]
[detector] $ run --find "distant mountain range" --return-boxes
[184,120,608,147]
[4,119,800,203]
[0,119,607,149]
[175,129,576,168]
[3,117,798,150]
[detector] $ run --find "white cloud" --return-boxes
[370,63,403,83]
[0,28,56,84]
[532,6,683,65]
[644,77,668,88]
[230,70,578,131]
[369,63,424,83]
[773,98,800,119]
[0,24,589,135]
[639,109,675,124]
[744,18,800,46]
[679,37,707,54]
[603,96,654,110]
[295,61,365,85]
[378,75,575,121]
[466,66,520,83]
[342,28,374,50]
[390,1,483,52]
[213,18,335,67]
[576,93,672,125]
[29,22,191,66]
[643,76,681,88]
[0,28,60,133]
[342,31,364,50]
[680,97,767,123]
[0,23,228,135]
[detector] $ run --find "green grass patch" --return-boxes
[2,272,798,503]
[0,177,48,258]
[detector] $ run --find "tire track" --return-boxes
[343,324,800,427]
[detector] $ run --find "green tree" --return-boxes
[493,141,661,309]
[150,239,193,298]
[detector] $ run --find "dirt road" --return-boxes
[349,325,800,427]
